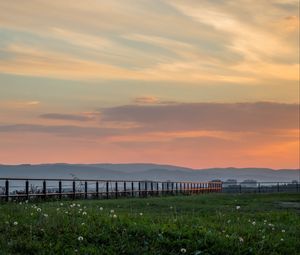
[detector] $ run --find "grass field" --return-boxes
[0,193,299,255]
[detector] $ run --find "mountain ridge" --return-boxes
[0,163,299,182]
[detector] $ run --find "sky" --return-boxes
[0,0,299,169]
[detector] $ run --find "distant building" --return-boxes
[223,179,237,187]
[241,179,257,188]
[211,179,222,182]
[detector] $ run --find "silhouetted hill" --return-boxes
[0,164,298,182]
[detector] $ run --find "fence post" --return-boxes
[123,182,126,197]
[115,182,118,199]
[59,180,62,199]
[84,181,88,199]
[25,180,29,201]
[5,180,9,202]
[106,181,109,199]
[258,183,261,193]
[277,182,280,192]
[138,182,141,197]
[145,181,148,197]
[156,182,159,196]
[73,181,76,199]
[239,184,242,193]
[43,180,47,199]
[151,182,153,196]
[96,181,99,199]
[131,182,134,197]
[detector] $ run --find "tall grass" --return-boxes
[0,193,299,254]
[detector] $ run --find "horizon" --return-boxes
[1,162,299,171]
[0,0,299,169]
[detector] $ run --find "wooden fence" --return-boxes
[0,178,222,201]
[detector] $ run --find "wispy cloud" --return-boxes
[0,0,298,83]
[0,100,40,109]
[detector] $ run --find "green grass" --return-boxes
[0,193,299,255]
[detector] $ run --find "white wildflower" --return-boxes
[236,206,240,210]
[78,236,83,241]
[180,248,186,253]
[13,221,18,226]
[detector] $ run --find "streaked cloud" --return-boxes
[0,0,298,83]
[101,102,299,132]
[39,113,96,122]
[134,96,160,104]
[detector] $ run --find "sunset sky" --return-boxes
[0,0,299,169]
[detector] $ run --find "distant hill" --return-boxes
[0,164,299,182]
